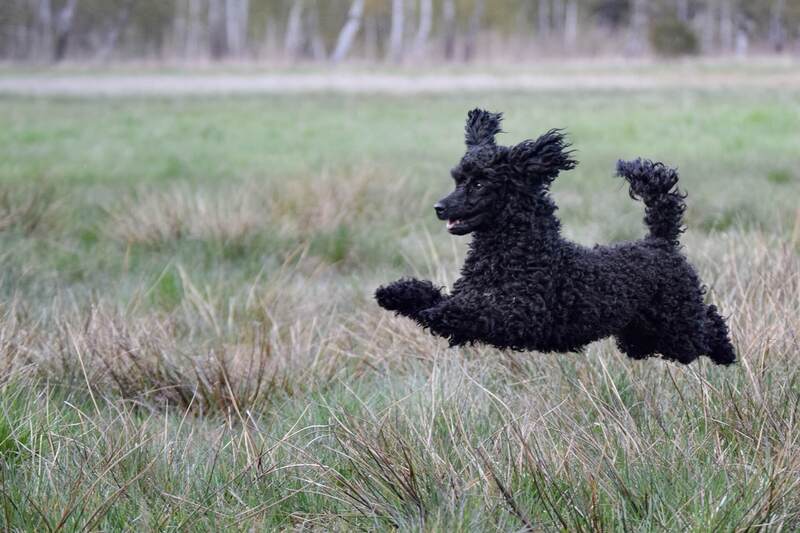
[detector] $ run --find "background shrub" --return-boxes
[650,17,700,56]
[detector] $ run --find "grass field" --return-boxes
[0,80,799,530]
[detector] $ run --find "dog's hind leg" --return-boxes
[618,314,704,364]
[615,323,659,360]
[650,303,735,365]
[704,304,736,365]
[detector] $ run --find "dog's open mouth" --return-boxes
[446,214,481,234]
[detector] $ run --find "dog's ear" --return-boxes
[465,109,503,149]
[509,129,576,186]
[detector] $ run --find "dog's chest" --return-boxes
[457,262,551,300]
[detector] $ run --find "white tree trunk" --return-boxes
[37,0,53,61]
[330,0,365,62]
[53,0,78,61]
[388,0,405,62]
[442,0,456,60]
[225,0,237,55]
[97,0,134,61]
[208,0,228,59]
[412,0,433,57]
[284,0,304,58]
[173,0,187,57]
[225,0,249,57]
[719,0,734,53]
[627,0,648,56]
[186,0,203,58]
[464,0,483,61]
[702,0,717,52]
[676,0,689,22]
[551,0,564,33]
[538,0,550,39]
[564,0,578,48]
[735,27,748,57]
[769,0,786,52]
[734,10,750,58]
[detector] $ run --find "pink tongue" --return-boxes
[447,220,458,229]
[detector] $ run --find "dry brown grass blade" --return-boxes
[476,445,536,532]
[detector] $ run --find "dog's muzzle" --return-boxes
[434,201,447,220]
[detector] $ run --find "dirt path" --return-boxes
[1,70,799,96]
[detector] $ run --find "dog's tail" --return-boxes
[616,159,686,247]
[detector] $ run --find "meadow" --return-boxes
[0,80,799,530]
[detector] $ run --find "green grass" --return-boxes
[0,81,799,530]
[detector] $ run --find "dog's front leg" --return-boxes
[375,278,446,319]
[415,296,499,347]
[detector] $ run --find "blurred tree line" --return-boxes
[1,0,799,62]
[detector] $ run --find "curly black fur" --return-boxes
[375,109,736,366]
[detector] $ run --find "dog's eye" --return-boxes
[473,181,484,189]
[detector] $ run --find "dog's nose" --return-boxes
[434,202,446,219]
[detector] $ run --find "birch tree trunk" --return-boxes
[701,0,717,52]
[769,0,786,52]
[331,0,365,62]
[735,12,749,57]
[37,0,53,61]
[225,0,249,57]
[719,0,733,53]
[442,0,456,60]
[552,0,564,34]
[564,0,578,48]
[53,0,79,62]
[538,0,550,40]
[676,0,689,22]
[208,0,228,59]
[284,0,304,58]
[96,0,134,61]
[388,0,405,62]
[412,0,433,57]
[627,0,648,56]
[173,0,187,57]
[735,27,748,57]
[463,0,483,61]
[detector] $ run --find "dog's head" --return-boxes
[434,109,576,235]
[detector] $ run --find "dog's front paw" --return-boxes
[375,278,443,315]
[375,282,406,311]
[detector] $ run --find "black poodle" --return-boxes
[375,109,735,365]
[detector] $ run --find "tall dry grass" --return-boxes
[1,225,798,529]
[103,169,414,246]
